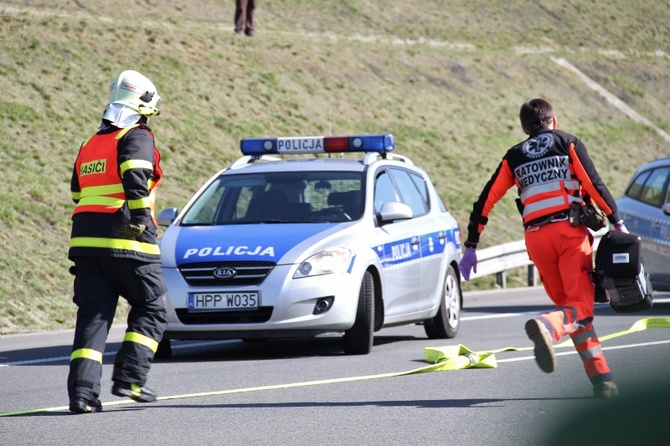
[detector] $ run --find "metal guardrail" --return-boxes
[469,228,609,287]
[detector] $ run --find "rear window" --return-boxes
[625,170,650,200]
[635,167,670,207]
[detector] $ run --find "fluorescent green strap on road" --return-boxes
[598,316,670,341]
[424,317,670,369]
[553,316,670,348]
[1,317,669,417]
[422,344,499,371]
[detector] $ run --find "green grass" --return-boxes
[1,0,669,333]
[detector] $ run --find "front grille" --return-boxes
[175,307,273,324]
[179,261,276,286]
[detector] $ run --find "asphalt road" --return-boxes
[1,288,669,445]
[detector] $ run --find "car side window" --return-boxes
[626,170,651,200]
[390,168,428,217]
[374,170,397,213]
[639,167,670,207]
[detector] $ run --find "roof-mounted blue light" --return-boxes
[240,134,395,156]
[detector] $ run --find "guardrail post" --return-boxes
[496,271,506,288]
[527,265,538,286]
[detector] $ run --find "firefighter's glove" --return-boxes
[613,222,629,234]
[459,247,478,281]
[119,223,147,240]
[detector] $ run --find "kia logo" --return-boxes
[213,267,237,279]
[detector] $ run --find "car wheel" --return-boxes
[343,271,374,355]
[155,338,172,358]
[424,265,461,339]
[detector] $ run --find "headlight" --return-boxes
[293,247,352,278]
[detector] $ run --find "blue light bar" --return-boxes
[240,134,395,156]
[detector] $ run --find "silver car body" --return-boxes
[157,134,463,354]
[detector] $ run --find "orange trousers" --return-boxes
[525,220,612,384]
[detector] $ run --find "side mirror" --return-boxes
[157,207,179,227]
[377,201,413,225]
[663,203,670,216]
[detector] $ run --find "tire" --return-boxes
[343,271,374,355]
[424,265,461,339]
[155,338,173,358]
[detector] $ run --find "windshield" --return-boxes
[181,171,364,225]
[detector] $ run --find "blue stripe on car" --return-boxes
[373,228,459,267]
[175,224,337,264]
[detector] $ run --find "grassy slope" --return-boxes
[0,0,668,333]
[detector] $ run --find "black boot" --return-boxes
[69,397,103,414]
[111,381,157,402]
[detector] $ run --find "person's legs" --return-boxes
[109,259,167,401]
[234,0,248,33]
[526,221,595,334]
[554,222,596,319]
[524,224,563,373]
[570,321,617,397]
[68,257,119,412]
[245,0,256,35]
[525,222,615,395]
[551,222,615,391]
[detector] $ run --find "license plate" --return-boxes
[187,292,260,311]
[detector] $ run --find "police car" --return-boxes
[156,134,463,356]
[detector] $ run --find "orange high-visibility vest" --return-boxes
[516,161,582,223]
[72,125,162,218]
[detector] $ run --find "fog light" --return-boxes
[313,296,334,315]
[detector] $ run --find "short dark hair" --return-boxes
[520,98,554,134]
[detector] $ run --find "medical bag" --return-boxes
[592,230,654,313]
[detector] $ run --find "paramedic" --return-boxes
[458,98,627,398]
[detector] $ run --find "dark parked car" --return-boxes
[616,157,670,291]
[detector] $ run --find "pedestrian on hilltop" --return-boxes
[235,0,256,37]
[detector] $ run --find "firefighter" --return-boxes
[459,98,628,398]
[67,70,168,413]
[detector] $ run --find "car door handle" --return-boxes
[652,222,662,230]
[411,236,420,246]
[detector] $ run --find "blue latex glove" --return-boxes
[459,247,478,281]
[613,223,629,234]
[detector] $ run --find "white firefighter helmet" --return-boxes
[107,70,161,117]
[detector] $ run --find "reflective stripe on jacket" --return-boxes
[516,153,582,223]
